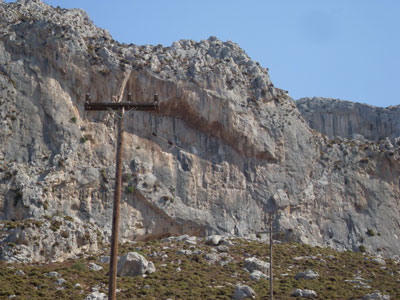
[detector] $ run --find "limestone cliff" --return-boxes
[297,97,400,141]
[0,0,399,262]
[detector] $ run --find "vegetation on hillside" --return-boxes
[0,238,399,299]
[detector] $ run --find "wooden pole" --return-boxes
[84,94,158,299]
[108,107,124,300]
[269,211,273,300]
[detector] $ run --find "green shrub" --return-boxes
[123,173,132,182]
[71,261,86,272]
[64,216,74,222]
[50,220,62,232]
[60,230,69,239]
[359,245,366,252]
[101,168,108,182]
[366,229,375,237]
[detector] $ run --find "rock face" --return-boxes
[0,0,399,262]
[297,97,400,141]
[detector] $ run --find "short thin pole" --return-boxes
[108,107,124,300]
[270,211,273,300]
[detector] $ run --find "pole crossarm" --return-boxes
[84,102,158,111]
[256,230,279,234]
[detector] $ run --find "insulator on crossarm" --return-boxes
[85,93,91,103]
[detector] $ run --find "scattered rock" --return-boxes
[295,269,319,280]
[249,270,268,281]
[14,269,25,276]
[361,292,390,300]
[233,283,256,299]
[85,291,107,300]
[55,278,66,285]
[98,256,110,264]
[46,271,60,278]
[185,236,197,246]
[177,249,192,256]
[372,258,386,265]
[204,252,220,264]
[291,288,317,298]
[89,262,103,271]
[216,245,229,252]
[175,234,190,242]
[205,235,223,246]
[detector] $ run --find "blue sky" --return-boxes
[7,0,400,107]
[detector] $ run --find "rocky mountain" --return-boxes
[297,97,400,141]
[0,0,399,263]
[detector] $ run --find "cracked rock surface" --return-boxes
[0,0,399,262]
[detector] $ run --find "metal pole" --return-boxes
[270,211,273,300]
[108,107,124,300]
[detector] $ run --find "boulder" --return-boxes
[98,256,110,264]
[249,270,268,281]
[185,236,198,246]
[205,235,223,246]
[55,278,66,285]
[216,245,229,252]
[117,252,156,277]
[204,252,221,264]
[362,292,390,300]
[46,271,60,278]
[15,270,25,276]
[233,284,256,299]
[89,262,103,271]
[372,258,386,265]
[291,289,317,298]
[177,249,192,256]
[295,269,319,280]
[244,257,270,274]
[85,292,107,300]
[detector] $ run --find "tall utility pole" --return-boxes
[257,211,276,300]
[269,211,273,300]
[84,93,158,300]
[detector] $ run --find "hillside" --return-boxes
[1,236,399,299]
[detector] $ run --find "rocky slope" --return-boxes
[0,0,399,263]
[297,97,400,141]
[1,236,399,299]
